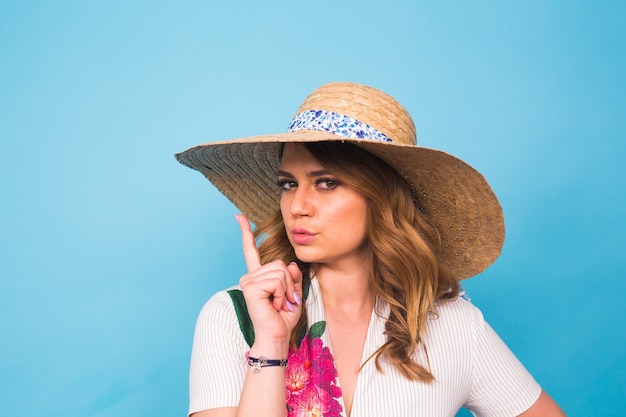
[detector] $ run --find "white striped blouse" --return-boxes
[189,277,541,417]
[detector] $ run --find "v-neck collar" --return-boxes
[303,277,388,417]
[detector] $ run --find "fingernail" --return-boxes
[286,301,295,313]
[234,214,240,222]
[293,291,301,306]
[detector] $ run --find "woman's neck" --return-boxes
[315,261,374,318]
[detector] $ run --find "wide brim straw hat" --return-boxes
[176,82,504,280]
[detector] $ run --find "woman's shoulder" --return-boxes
[428,294,487,336]
[195,285,242,323]
[434,292,483,315]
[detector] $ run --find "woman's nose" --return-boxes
[289,187,313,216]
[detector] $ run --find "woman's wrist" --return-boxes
[249,340,290,360]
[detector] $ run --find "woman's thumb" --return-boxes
[288,262,303,303]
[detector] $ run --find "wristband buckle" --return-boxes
[247,355,288,373]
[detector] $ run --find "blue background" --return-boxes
[1,1,624,416]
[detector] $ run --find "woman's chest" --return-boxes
[348,358,472,417]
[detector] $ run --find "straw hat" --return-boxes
[176,82,504,279]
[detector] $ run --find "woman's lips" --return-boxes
[291,228,316,245]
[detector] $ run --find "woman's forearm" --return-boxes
[236,342,290,417]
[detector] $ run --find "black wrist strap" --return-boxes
[247,355,288,373]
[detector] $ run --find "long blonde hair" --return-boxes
[254,142,459,382]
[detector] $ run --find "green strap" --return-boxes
[227,289,255,347]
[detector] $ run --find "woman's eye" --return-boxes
[277,179,297,190]
[317,178,339,190]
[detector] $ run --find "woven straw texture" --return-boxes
[176,82,504,280]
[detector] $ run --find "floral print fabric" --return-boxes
[288,109,394,143]
[286,321,343,417]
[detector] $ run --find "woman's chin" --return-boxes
[293,248,323,264]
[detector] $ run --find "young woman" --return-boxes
[176,82,566,417]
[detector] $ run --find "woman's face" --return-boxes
[279,143,369,268]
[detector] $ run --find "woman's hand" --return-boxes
[235,214,303,355]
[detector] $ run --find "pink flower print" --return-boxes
[288,385,330,417]
[286,349,312,395]
[285,322,343,417]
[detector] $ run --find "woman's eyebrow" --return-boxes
[277,169,331,177]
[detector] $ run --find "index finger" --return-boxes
[235,214,262,272]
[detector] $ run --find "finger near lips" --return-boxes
[236,214,302,312]
[235,214,262,272]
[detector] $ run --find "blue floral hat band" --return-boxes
[288,110,394,143]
